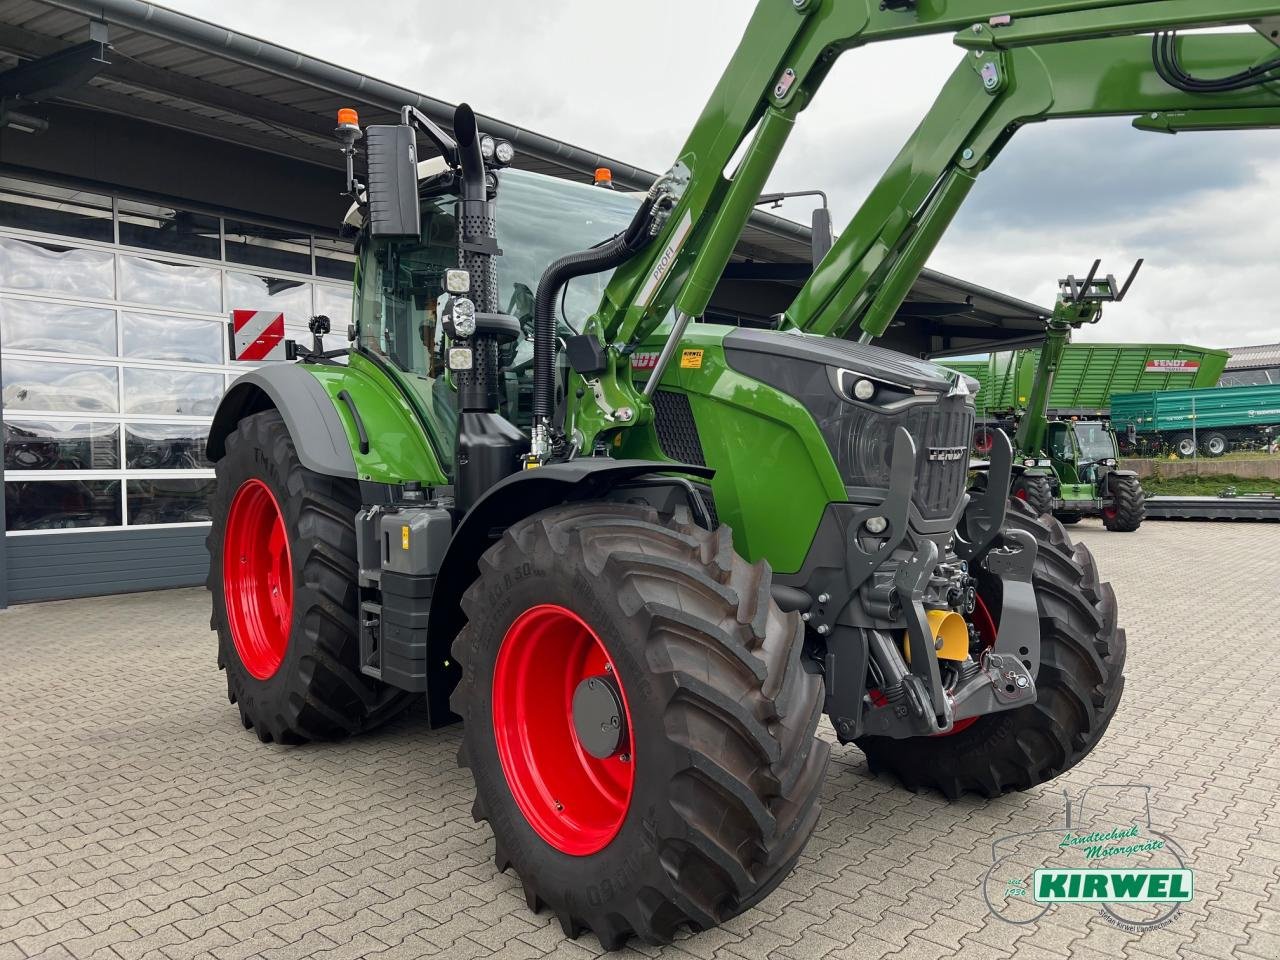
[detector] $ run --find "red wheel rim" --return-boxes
[222,478,293,681]
[974,431,994,455]
[1103,505,1118,521]
[1013,488,1028,501]
[491,605,635,856]
[937,593,999,737]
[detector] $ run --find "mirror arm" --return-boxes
[400,105,458,166]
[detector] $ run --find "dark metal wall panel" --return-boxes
[4,527,209,603]
[0,103,347,232]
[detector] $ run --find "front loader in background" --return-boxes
[1000,260,1150,530]
[206,1,1280,949]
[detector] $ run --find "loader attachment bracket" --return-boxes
[955,428,1012,562]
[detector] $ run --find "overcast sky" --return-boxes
[165,0,1276,348]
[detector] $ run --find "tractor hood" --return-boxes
[723,329,957,395]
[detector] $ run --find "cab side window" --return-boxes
[1047,423,1072,460]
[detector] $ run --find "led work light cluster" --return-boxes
[444,269,476,371]
[479,134,515,166]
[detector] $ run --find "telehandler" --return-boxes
[995,260,1150,530]
[206,1,1280,948]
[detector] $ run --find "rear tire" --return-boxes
[855,502,1125,799]
[451,503,829,949]
[1012,473,1054,517]
[208,410,415,743]
[1102,476,1145,533]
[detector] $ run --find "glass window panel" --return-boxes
[118,254,222,314]
[314,236,356,281]
[2,358,118,413]
[225,220,311,274]
[122,367,224,416]
[118,200,220,259]
[0,298,116,356]
[4,420,120,471]
[314,284,353,329]
[0,178,113,242]
[125,422,210,469]
[127,477,214,525]
[121,311,223,364]
[5,479,121,531]
[0,236,114,299]
[226,271,311,326]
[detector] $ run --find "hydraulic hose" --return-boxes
[532,195,654,424]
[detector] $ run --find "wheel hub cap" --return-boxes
[222,478,292,680]
[572,674,627,760]
[491,605,635,856]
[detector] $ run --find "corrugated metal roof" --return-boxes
[1225,342,1280,369]
[0,0,1050,344]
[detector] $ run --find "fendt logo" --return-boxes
[927,446,966,462]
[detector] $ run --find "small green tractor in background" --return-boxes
[1000,261,1148,531]
[206,0,1280,949]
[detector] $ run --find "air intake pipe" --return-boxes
[531,195,655,427]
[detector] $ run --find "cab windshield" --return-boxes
[354,170,641,456]
[355,168,641,379]
[1072,422,1116,462]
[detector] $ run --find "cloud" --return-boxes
[160,0,1277,349]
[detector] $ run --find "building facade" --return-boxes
[0,174,354,601]
[0,0,1048,606]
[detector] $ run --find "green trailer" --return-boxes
[1111,383,1280,457]
[959,343,1228,421]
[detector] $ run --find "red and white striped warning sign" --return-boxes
[231,310,286,361]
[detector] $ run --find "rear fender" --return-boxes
[208,365,357,477]
[425,458,713,725]
[208,360,446,486]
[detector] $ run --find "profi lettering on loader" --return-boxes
[207,1,1280,949]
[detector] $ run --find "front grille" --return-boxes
[652,390,706,466]
[913,402,974,518]
[833,398,973,520]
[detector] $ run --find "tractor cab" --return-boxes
[1046,419,1120,483]
[348,167,643,452]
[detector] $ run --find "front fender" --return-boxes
[425,458,712,724]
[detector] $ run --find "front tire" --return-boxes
[1173,433,1197,458]
[855,502,1125,799]
[1102,475,1145,532]
[208,410,414,743]
[451,503,829,949]
[1012,473,1054,516]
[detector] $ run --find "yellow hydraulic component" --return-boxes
[903,609,970,664]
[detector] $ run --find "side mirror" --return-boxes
[365,124,421,238]
[810,206,833,268]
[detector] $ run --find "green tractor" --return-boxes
[1004,261,1148,531]
[206,1,1280,948]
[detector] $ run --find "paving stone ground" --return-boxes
[2,519,1278,960]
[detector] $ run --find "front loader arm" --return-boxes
[565,0,1280,456]
[790,29,1280,341]
[594,1,1253,351]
